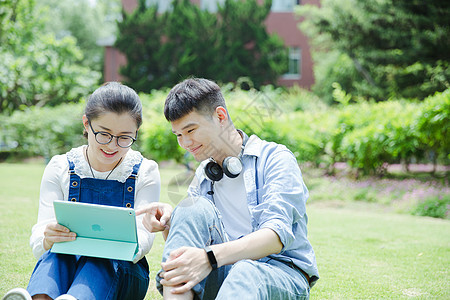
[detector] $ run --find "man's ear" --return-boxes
[215,106,228,124]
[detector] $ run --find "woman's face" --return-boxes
[82,112,138,172]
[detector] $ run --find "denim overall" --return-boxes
[27,159,149,300]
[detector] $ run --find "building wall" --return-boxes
[104,46,127,82]
[266,0,320,88]
[104,0,319,89]
[103,0,137,83]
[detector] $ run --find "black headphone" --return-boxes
[203,130,249,182]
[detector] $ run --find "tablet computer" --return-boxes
[50,200,138,261]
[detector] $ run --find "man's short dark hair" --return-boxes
[164,78,227,122]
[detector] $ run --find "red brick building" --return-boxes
[103,0,319,88]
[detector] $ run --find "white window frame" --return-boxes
[271,0,301,12]
[283,47,301,79]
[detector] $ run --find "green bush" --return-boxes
[335,100,424,174]
[1,86,448,178]
[138,91,186,163]
[416,89,450,163]
[0,103,85,160]
[225,86,329,164]
[411,194,450,219]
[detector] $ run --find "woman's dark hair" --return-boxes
[84,82,142,137]
[164,78,227,122]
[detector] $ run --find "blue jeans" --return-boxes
[27,252,149,300]
[156,196,310,299]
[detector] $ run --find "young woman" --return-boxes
[3,82,161,300]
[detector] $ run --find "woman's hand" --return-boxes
[43,223,76,250]
[136,203,173,238]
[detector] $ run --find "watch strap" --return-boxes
[204,245,218,270]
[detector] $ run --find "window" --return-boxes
[271,0,301,12]
[200,0,226,13]
[284,47,301,79]
[145,0,172,13]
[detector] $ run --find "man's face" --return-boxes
[170,109,224,162]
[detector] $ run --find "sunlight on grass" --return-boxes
[307,203,450,299]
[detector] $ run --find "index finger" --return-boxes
[135,204,158,216]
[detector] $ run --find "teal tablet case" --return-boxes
[51,200,138,261]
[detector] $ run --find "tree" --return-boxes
[0,0,100,114]
[215,0,287,87]
[115,0,287,93]
[35,0,122,72]
[115,2,166,92]
[298,0,450,102]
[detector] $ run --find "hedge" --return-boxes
[0,87,448,175]
[0,103,85,161]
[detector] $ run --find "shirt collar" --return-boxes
[242,134,263,158]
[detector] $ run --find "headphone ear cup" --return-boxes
[222,156,243,178]
[204,161,224,181]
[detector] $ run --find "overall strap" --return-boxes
[67,159,81,202]
[123,158,143,208]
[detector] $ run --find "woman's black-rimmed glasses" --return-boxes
[88,120,137,148]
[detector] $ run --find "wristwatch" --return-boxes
[204,245,218,270]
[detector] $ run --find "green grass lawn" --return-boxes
[0,162,449,299]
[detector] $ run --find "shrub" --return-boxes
[139,91,185,163]
[1,85,448,179]
[140,109,185,163]
[335,100,424,175]
[416,89,450,165]
[411,194,450,219]
[227,86,330,165]
[0,103,85,160]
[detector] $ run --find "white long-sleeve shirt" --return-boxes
[30,146,161,263]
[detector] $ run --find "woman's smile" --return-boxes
[101,148,118,158]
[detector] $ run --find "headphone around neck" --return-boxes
[203,130,249,182]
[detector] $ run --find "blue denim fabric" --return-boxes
[190,134,319,286]
[216,258,309,300]
[156,196,310,299]
[27,159,149,299]
[27,252,149,300]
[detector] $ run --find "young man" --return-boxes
[139,78,319,299]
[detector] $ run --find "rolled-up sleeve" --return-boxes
[251,149,308,251]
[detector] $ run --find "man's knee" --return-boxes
[218,260,309,300]
[226,260,262,283]
[172,196,215,223]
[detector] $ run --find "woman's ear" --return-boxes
[82,115,89,131]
